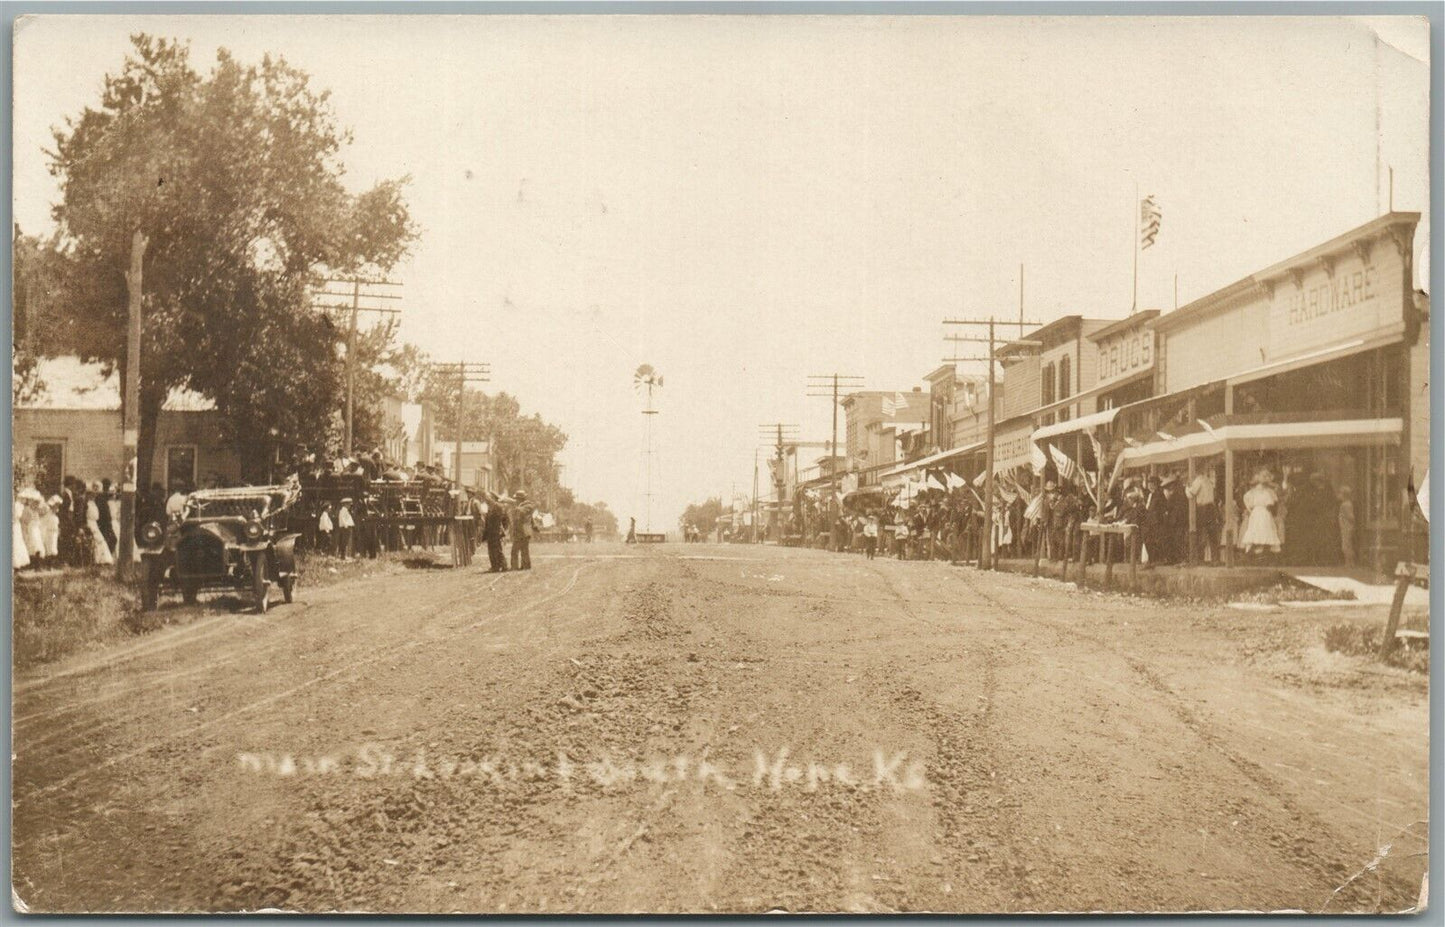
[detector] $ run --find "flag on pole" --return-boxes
[880,394,896,416]
[1048,444,1079,483]
[1107,445,1129,495]
[973,469,987,488]
[926,472,947,492]
[1140,195,1162,249]
[946,471,966,490]
[1030,442,1048,472]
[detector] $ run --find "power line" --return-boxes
[427,361,491,487]
[805,373,865,483]
[939,316,1043,570]
[310,276,406,457]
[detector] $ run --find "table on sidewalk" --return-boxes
[1075,521,1140,589]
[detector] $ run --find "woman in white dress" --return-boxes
[1239,468,1282,556]
[87,481,114,566]
[42,494,62,564]
[18,487,46,568]
[13,498,30,571]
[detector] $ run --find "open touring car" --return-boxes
[139,484,302,613]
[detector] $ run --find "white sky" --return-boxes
[13,14,1430,530]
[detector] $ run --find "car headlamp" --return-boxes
[140,522,164,546]
[244,520,264,540]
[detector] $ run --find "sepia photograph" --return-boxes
[8,10,1433,914]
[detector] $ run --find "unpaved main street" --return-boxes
[12,543,1428,913]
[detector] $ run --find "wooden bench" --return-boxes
[636,532,667,544]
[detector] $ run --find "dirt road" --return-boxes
[12,543,1429,913]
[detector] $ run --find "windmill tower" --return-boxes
[634,364,663,533]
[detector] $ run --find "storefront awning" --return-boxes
[1031,406,1122,443]
[1120,417,1402,468]
[1225,331,1399,387]
[992,450,1035,475]
[879,440,985,480]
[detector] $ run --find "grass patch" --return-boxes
[11,548,449,672]
[14,568,143,671]
[1324,619,1429,674]
[1232,580,1356,606]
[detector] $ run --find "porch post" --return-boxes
[1223,384,1235,567]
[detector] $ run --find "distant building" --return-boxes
[13,356,241,496]
[433,439,495,492]
[841,388,931,484]
[377,395,435,469]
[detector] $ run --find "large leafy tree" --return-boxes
[35,34,416,482]
[680,497,727,533]
[420,380,568,498]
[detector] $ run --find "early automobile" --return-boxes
[139,484,302,613]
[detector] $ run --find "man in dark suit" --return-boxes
[482,492,509,572]
[509,491,536,571]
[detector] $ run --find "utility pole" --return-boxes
[428,361,490,486]
[757,423,799,543]
[311,275,403,457]
[117,229,149,582]
[752,448,760,543]
[944,315,1041,569]
[806,373,865,485]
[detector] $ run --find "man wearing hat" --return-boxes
[508,490,537,571]
[1142,475,1169,566]
[336,496,355,560]
[482,491,510,572]
[1162,475,1188,564]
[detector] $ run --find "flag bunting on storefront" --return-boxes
[1048,444,1078,483]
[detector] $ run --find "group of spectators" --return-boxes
[293,446,544,572]
[14,476,125,571]
[779,460,1361,570]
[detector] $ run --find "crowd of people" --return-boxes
[13,477,127,571]
[293,446,546,572]
[13,444,556,576]
[773,460,1362,570]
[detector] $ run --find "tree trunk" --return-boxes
[135,384,166,496]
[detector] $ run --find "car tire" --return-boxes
[252,552,269,615]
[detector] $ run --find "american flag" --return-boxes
[1049,444,1079,482]
[1140,195,1162,249]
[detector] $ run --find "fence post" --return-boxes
[1128,528,1139,590]
[1379,562,1414,658]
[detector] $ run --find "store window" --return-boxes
[32,441,64,497]
[165,445,198,494]
[1041,363,1056,407]
[1058,356,1072,401]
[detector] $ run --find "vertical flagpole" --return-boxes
[1131,178,1139,315]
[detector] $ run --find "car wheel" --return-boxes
[141,560,160,611]
[251,552,269,614]
[181,579,200,605]
[281,574,296,604]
